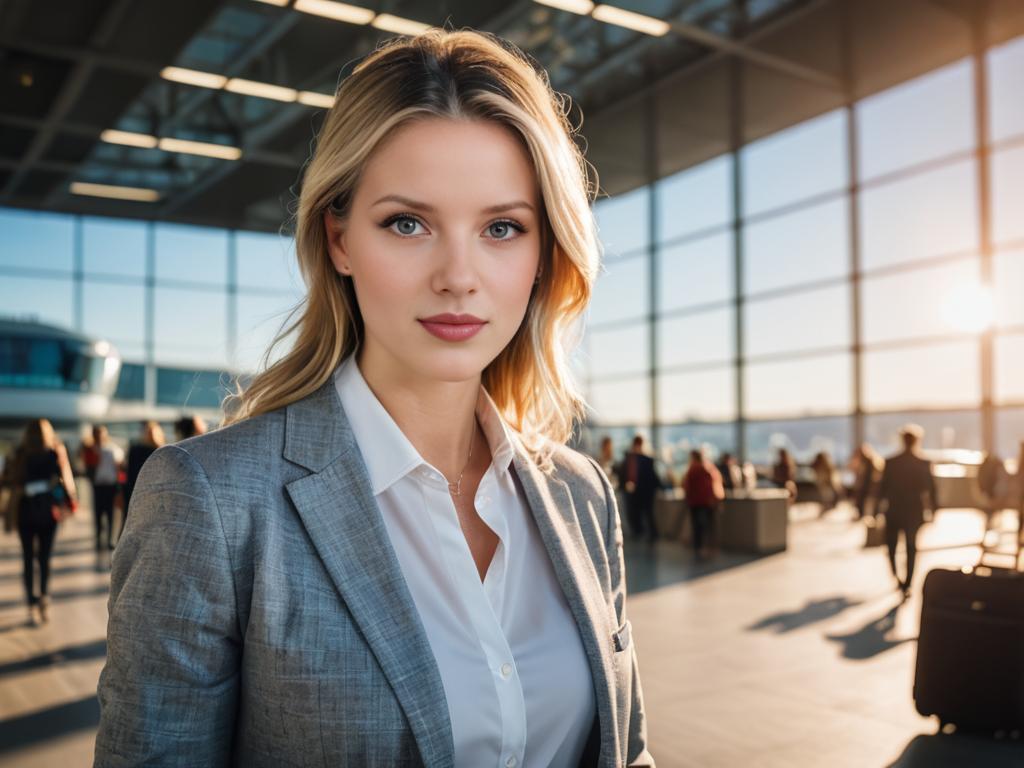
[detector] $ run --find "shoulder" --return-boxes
[544,441,610,502]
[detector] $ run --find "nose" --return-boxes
[430,237,480,296]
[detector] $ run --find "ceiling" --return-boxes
[0,0,1021,233]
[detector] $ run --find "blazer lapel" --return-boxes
[282,379,454,768]
[511,445,618,765]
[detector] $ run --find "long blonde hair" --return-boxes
[225,29,599,459]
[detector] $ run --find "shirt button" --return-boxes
[500,663,512,678]
[506,757,517,768]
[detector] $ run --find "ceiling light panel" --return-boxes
[592,4,670,36]
[297,91,336,108]
[533,0,594,15]
[293,0,374,24]
[371,14,431,35]
[160,66,227,89]
[70,182,160,202]
[225,78,298,102]
[100,129,158,149]
[158,137,243,160]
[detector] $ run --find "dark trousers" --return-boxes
[93,483,117,550]
[625,494,657,541]
[18,498,58,606]
[885,522,921,587]
[690,505,713,554]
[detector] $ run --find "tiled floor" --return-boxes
[1,498,1022,766]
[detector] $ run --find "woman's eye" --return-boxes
[387,215,424,236]
[486,220,522,240]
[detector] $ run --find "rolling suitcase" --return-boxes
[913,529,1024,733]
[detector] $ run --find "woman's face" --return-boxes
[325,117,542,386]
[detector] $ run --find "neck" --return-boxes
[356,348,485,482]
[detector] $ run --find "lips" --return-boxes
[418,313,487,342]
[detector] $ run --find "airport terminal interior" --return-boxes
[2,0,1024,765]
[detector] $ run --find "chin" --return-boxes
[411,346,500,384]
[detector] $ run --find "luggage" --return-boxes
[913,548,1024,733]
[864,514,885,548]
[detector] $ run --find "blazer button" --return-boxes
[500,662,512,679]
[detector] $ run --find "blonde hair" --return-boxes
[225,29,599,460]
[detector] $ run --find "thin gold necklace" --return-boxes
[447,422,476,497]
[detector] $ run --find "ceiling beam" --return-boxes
[0,0,137,202]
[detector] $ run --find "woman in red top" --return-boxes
[683,450,724,559]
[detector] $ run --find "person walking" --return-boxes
[619,435,660,542]
[683,450,724,559]
[1,419,77,625]
[91,425,123,552]
[123,421,165,518]
[878,424,938,598]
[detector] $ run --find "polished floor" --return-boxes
[1,493,1022,766]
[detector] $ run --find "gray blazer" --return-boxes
[95,377,654,767]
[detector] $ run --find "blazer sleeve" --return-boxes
[95,444,242,767]
[588,456,656,768]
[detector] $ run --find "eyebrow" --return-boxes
[371,194,535,215]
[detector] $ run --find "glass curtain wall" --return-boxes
[583,35,1024,471]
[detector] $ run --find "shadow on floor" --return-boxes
[0,695,99,755]
[623,536,771,594]
[0,563,105,583]
[0,638,107,679]
[824,600,916,660]
[886,732,1024,767]
[0,583,109,612]
[746,595,864,634]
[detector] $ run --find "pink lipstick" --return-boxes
[418,313,487,342]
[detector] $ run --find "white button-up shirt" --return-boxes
[334,358,596,768]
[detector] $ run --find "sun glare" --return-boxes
[943,282,995,334]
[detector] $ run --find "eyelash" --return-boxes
[379,213,528,242]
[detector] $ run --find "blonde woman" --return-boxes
[96,30,652,767]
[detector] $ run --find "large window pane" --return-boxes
[589,376,650,426]
[744,353,852,418]
[0,208,73,272]
[590,254,648,324]
[235,293,297,374]
[992,144,1024,248]
[743,197,849,294]
[656,155,732,242]
[83,217,147,278]
[743,109,847,216]
[657,308,732,369]
[865,410,982,454]
[595,187,649,258]
[236,231,303,294]
[657,367,735,423]
[863,341,979,410]
[114,362,146,401]
[862,258,980,345]
[83,282,146,361]
[0,275,73,328]
[658,231,732,312]
[745,415,853,465]
[156,367,230,410]
[860,160,979,271]
[155,223,228,285]
[588,323,649,377]
[996,333,1024,405]
[857,59,973,181]
[994,250,1024,329]
[996,407,1024,461]
[988,35,1024,144]
[154,287,227,367]
[745,284,850,357]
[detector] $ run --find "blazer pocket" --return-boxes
[612,619,632,653]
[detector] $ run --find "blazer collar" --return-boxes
[283,379,617,766]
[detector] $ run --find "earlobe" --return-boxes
[323,209,352,275]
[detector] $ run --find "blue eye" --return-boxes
[383,215,424,236]
[487,220,525,240]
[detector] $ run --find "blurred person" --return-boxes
[772,448,797,503]
[0,419,77,625]
[91,425,123,552]
[79,430,99,484]
[683,449,724,559]
[95,30,651,767]
[597,435,618,489]
[174,414,208,441]
[849,443,883,520]
[716,452,742,492]
[878,424,938,598]
[811,451,839,514]
[123,421,166,517]
[619,435,660,542]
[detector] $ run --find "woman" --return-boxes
[1,419,77,625]
[90,424,124,552]
[122,420,165,516]
[96,30,652,767]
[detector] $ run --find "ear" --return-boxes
[323,210,353,275]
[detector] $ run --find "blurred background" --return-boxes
[1,0,1023,766]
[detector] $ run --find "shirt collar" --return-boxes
[333,356,515,496]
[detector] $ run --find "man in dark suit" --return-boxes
[619,435,660,543]
[878,424,938,598]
